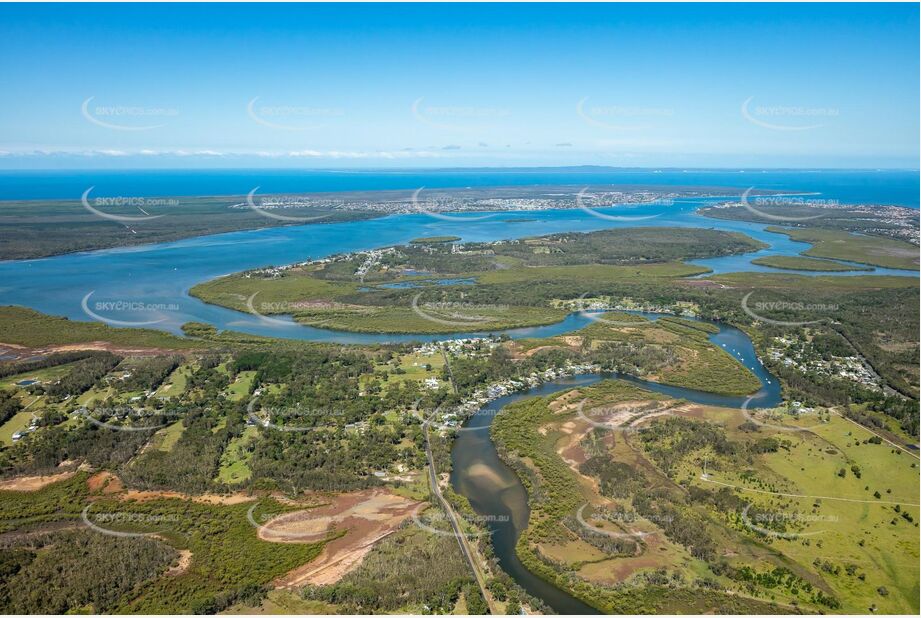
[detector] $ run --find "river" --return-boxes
[0,172,900,611]
[0,198,914,343]
[449,314,781,614]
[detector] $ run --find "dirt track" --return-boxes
[0,471,75,491]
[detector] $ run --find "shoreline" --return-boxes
[0,184,783,262]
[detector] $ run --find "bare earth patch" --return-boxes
[165,549,193,576]
[268,489,424,588]
[119,489,257,505]
[0,341,197,361]
[0,471,75,492]
[86,471,124,494]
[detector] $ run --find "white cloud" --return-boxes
[0,146,462,161]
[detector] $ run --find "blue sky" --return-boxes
[0,2,917,169]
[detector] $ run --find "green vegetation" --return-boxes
[765,227,919,270]
[490,381,787,613]
[292,303,565,334]
[151,420,185,453]
[192,227,765,334]
[304,521,478,613]
[573,314,761,396]
[0,195,381,260]
[0,306,206,349]
[491,380,919,614]
[0,529,178,613]
[410,235,462,244]
[699,202,917,245]
[751,255,872,272]
[0,214,917,615]
[0,474,328,614]
[215,425,258,484]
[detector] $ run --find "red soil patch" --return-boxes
[268,489,424,588]
[86,471,124,494]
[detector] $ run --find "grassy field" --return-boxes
[750,255,873,272]
[149,420,186,453]
[157,363,194,397]
[215,425,259,484]
[359,351,447,392]
[765,227,919,270]
[226,370,257,401]
[682,408,920,613]
[489,379,919,614]
[0,363,82,389]
[0,408,36,445]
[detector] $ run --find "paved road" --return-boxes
[423,423,498,613]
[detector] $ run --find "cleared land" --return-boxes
[491,379,919,614]
[265,489,423,586]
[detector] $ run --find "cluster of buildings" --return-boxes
[555,295,700,318]
[229,188,687,217]
[431,361,600,433]
[766,335,881,390]
[10,416,39,442]
[414,337,502,358]
[354,248,396,280]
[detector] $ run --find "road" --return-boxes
[423,422,498,614]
